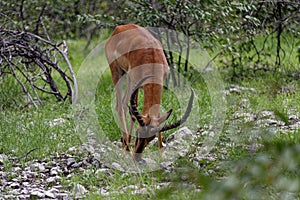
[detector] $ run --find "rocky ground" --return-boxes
[1,85,299,199]
[0,147,95,199]
[0,128,197,199]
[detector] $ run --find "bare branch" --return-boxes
[0,24,77,107]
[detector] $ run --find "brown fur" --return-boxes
[105,24,169,161]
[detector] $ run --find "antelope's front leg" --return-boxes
[117,107,130,151]
[157,132,164,152]
[115,81,130,151]
[127,118,134,150]
[127,90,139,151]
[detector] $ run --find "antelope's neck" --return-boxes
[142,83,162,118]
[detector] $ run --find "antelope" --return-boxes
[105,24,194,162]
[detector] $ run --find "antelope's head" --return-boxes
[129,76,194,161]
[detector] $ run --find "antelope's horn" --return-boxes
[159,88,194,132]
[129,75,155,126]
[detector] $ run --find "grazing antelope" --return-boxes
[105,24,194,162]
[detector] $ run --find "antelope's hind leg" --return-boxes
[110,64,130,151]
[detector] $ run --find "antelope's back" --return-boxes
[105,24,169,85]
[105,24,167,65]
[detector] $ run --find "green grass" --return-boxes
[0,77,25,110]
[0,103,80,163]
[1,34,300,199]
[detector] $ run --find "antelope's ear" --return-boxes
[158,109,173,124]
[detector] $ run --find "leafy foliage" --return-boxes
[79,0,300,81]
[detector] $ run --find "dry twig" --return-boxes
[0,29,77,107]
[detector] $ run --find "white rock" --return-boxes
[259,110,274,118]
[67,158,76,166]
[160,161,173,169]
[133,188,147,195]
[123,185,138,191]
[112,141,122,148]
[19,194,30,199]
[67,146,77,153]
[31,163,46,172]
[100,188,109,196]
[289,122,300,130]
[56,192,69,198]
[289,114,298,121]
[148,137,159,146]
[95,168,110,174]
[30,190,45,198]
[22,182,30,187]
[45,190,55,198]
[11,178,19,182]
[48,187,59,193]
[50,169,58,176]
[111,162,124,171]
[46,176,56,183]
[71,183,88,199]
[156,182,170,190]
[9,182,20,188]
[49,118,66,127]
[0,154,8,164]
[10,189,21,195]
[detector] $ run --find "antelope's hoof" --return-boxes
[125,145,130,152]
[159,146,165,154]
[121,145,130,152]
